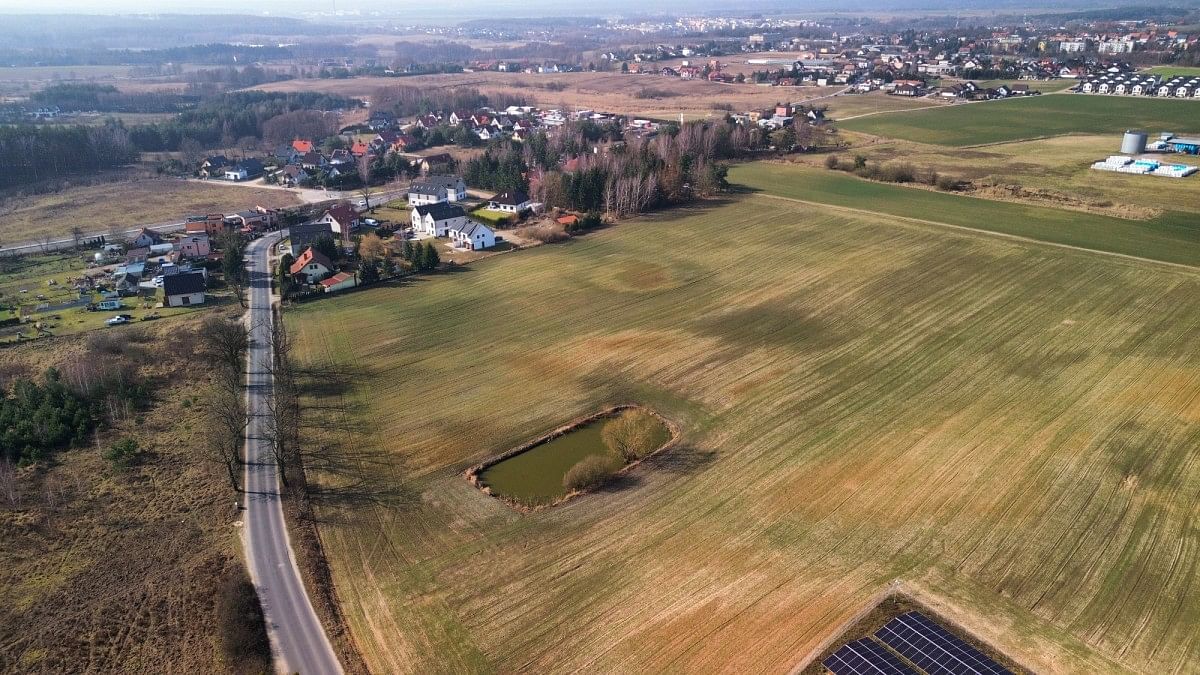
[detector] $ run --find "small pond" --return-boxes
[477,410,671,507]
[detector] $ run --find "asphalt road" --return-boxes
[243,230,343,675]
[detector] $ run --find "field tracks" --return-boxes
[750,192,1200,274]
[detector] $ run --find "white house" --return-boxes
[408,183,447,205]
[448,221,496,250]
[177,234,210,259]
[316,203,360,236]
[289,247,334,284]
[411,203,468,237]
[486,190,532,214]
[408,175,466,205]
[162,271,206,307]
[130,228,164,249]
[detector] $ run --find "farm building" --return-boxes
[321,272,357,293]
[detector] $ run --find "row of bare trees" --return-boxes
[262,310,301,489]
[200,317,249,494]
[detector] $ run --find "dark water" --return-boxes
[479,416,670,506]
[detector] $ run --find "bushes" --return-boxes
[215,567,271,675]
[601,409,662,462]
[824,154,840,170]
[104,437,142,469]
[936,174,960,191]
[562,455,616,492]
[516,223,570,243]
[634,87,677,99]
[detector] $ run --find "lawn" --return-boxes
[729,162,1200,266]
[288,193,1200,674]
[1144,66,1200,78]
[840,93,1200,146]
[0,179,301,244]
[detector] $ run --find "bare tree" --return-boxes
[601,409,660,462]
[70,226,83,251]
[357,156,375,210]
[0,460,18,506]
[198,317,249,373]
[261,311,300,488]
[204,371,247,494]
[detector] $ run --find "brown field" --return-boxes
[0,310,252,673]
[251,71,844,119]
[0,180,302,244]
[289,192,1200,674]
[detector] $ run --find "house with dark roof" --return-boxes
[411,203,468,237]
[447,220,496,250]
[486,190,532,214]
[199,155,229,178]
[289,247,334,284]
[224,159,265,181]
[163,271,206,307]
[288,221,335,257]
[130,228,164,248]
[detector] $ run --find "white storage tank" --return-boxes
[1121,129,1149,154]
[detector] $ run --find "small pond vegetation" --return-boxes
[471,407,672,508]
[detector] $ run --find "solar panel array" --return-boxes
[874,612,1013,675]
[823,638,919,675]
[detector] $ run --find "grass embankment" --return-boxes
[840,94,1200,145]
[729,162,1200,267]
[288,193,1199,674]
[1143,66,1200,78]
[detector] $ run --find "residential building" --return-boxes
[163,271,206,307]
[178,234,211,259]
[448,221,496,250]
[316,203,360,236]
[289,247,334,284]
[411,203,468,237]
[486,190,532,213]
[288,221,335,257]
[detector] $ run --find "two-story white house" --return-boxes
[448,221,496,250]
[411,203,468,237]
[408,175,467,205]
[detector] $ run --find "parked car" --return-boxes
[105,314,133,326]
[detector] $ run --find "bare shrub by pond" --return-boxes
[563,455,616,491]
[601,408,662,462]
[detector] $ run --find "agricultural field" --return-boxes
[0,180,302,244]
[822,91,947,119]
[840,94,1200,146]
[794,132,1200,218]
[289,192,1200,674]
[729,162,1200,267]
[250,71,842,120]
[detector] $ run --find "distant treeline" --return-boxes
[373,85,527,119]
[29,84,200,114]
[0,123,137,190]
[0,43,295,68]
[125,91,362,152]
[0,14,338,51]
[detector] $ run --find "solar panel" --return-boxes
[823,638,919,675]
[874,611,1013,675]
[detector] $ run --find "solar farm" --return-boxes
[822,610,1015,675]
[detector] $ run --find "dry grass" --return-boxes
[288,193,1200,674]
[0,180,302,243]
[0,309,250,673]
[251,71,843,120]
[792,131,1200,217]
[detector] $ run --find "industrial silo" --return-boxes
[1121,129,1149,154]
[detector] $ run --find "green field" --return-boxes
[1144,66,1200,78]
[840,94,1200,146]
[729,163,1200,267]
[289,191,1200,673]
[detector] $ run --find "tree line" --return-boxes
[0,122,137,190]
[126,91,362,152]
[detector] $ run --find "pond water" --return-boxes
[479,414,671,507]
